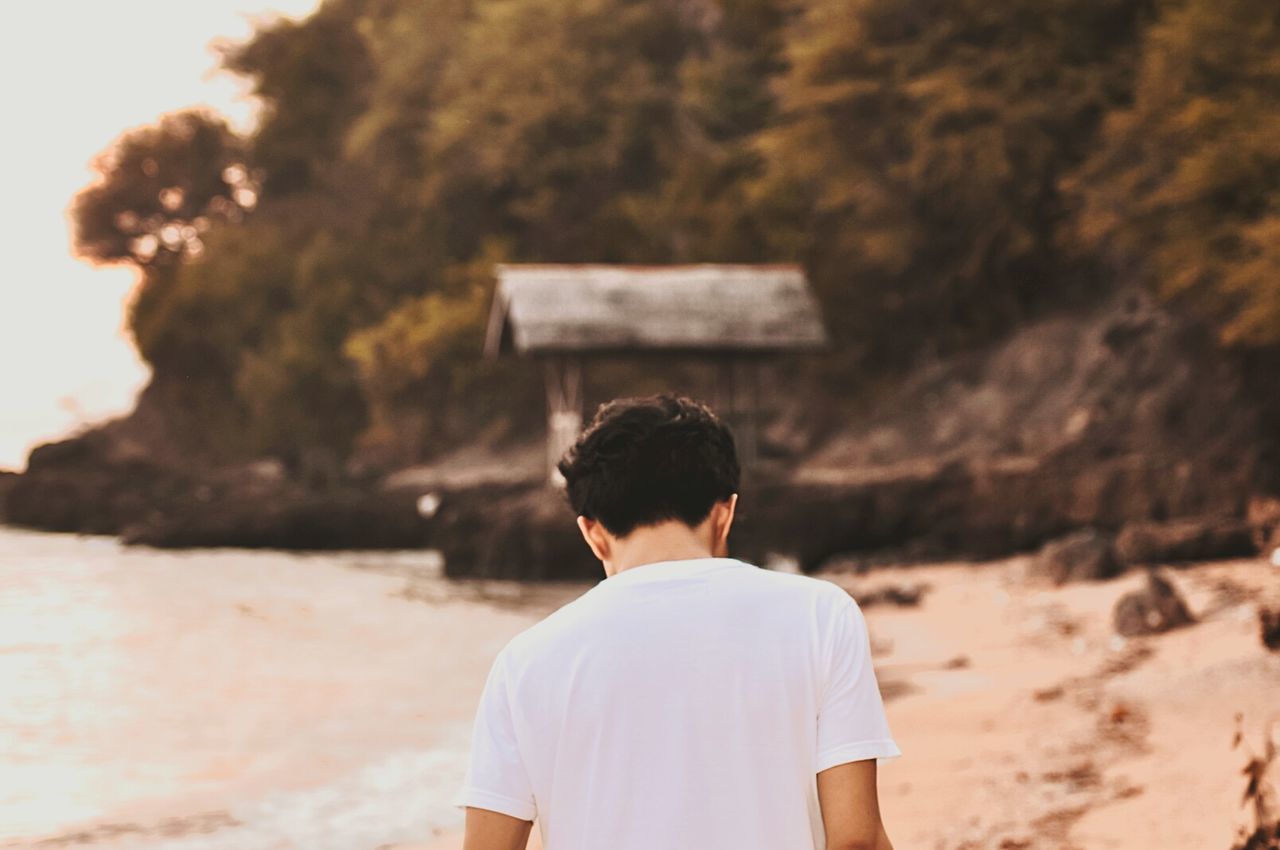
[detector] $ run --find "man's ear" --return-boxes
[576,515,612,563]
[711,493,738,557]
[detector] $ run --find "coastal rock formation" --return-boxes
[431,483,599,581]
[1112,570,1195,636]
[1262,608,1280,653]
[4,430,191,535]
[778,288,1273,572]
[0,470,18,523]
[4,288,1277,576]
[3,425,430,551]
[1032,529,1120,584]
[1113,516,1256,566]
[119,488,432,550]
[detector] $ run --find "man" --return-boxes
[454,394,900,850]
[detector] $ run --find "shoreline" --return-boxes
[3,526,1276,849]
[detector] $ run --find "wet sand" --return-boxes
[0,529,581,849]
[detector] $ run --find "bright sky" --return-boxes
[0,0,321,471]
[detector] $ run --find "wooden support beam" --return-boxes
[544,356,584,486]
[739,356,760,467]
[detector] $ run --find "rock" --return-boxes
[848,583,930,608]
[1231,823,1280,850]
[731,460,1067,572]
[1248,496,1280,541]
[1112,570,1195,636]
[1261,608,1280,652]
[7,425,435,551]
[0,469,18,522]
[120,489,431,550]
[864,584,928,607]
[1114,516,1257,565]
[5,431,190,535]
[1249,496,1280,563]
[1033,528,1120,584]
[434,483,600,581]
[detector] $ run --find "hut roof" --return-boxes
[484,264,827,358]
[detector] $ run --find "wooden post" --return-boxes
[738,356,760,467]
[713,355,758,468]
[544,355,583,486]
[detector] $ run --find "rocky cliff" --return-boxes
[4,289,1276,578]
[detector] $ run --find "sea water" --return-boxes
[0,527,579,849]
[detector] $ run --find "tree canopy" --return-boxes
[1069,0,1280,347]
[71,0,1280,473]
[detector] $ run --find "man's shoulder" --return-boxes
[728,565,865,635]
[498,563,855,665]
[730,561,854,603]
[500,585,610,660]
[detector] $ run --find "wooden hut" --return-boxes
[483,264,827,483]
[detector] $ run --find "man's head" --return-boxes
[557,394,740,570]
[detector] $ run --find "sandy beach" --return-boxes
[4,528,1275,850]
[419,556,1280,850]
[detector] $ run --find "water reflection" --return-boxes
[0,528,586,848]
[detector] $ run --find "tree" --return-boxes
[421,0,695,262]
[755,0,1149,364]
[342,258,541,465]
[74,0,1280,477]
[73,110,253,268]
[220,0,375,196]
[1071,0,1280,347]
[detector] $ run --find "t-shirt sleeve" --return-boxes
[451,648,538,821]
[815,594,902,772]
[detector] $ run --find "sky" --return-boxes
[0,0,321,471]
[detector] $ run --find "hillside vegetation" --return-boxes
[66,0,1280,480]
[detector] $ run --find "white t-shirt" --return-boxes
[453,556,901,849]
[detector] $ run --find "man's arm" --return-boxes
[816,759,894,850]
[461,807,532,850]
[455,647,538,847]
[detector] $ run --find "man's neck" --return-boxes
[607,523,718,577]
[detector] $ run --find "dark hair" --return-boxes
[557,393,740,537]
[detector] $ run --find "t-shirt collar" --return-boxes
[599,556,748,587]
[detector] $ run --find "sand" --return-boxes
[418,556,1280,850]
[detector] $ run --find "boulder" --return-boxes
[1231,823,1280,850]
[1114,516,1256,565]
[120,489,431,550]
[0,470,17,522]
[852,583,929,608]
[434,483,600,581]
[1113,570,1195,636]
[1032,528,1120,584]
[1261,608,1280,653]
[1249,496,1280,566]
[1248,496,1280,547]
[5,435,189,535]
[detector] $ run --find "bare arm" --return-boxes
[816,759,893,850]
[461,807,533,850]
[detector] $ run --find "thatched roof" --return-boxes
[483,264,827,357]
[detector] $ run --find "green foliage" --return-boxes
[756,0,1148,360]
[73,111,253,267]
[220,0,375,195]
[69,0,1280,474]
[129,224,289,375]
[422,0,690,261]
[345,276,487,400]
[1071,0,1280,347]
